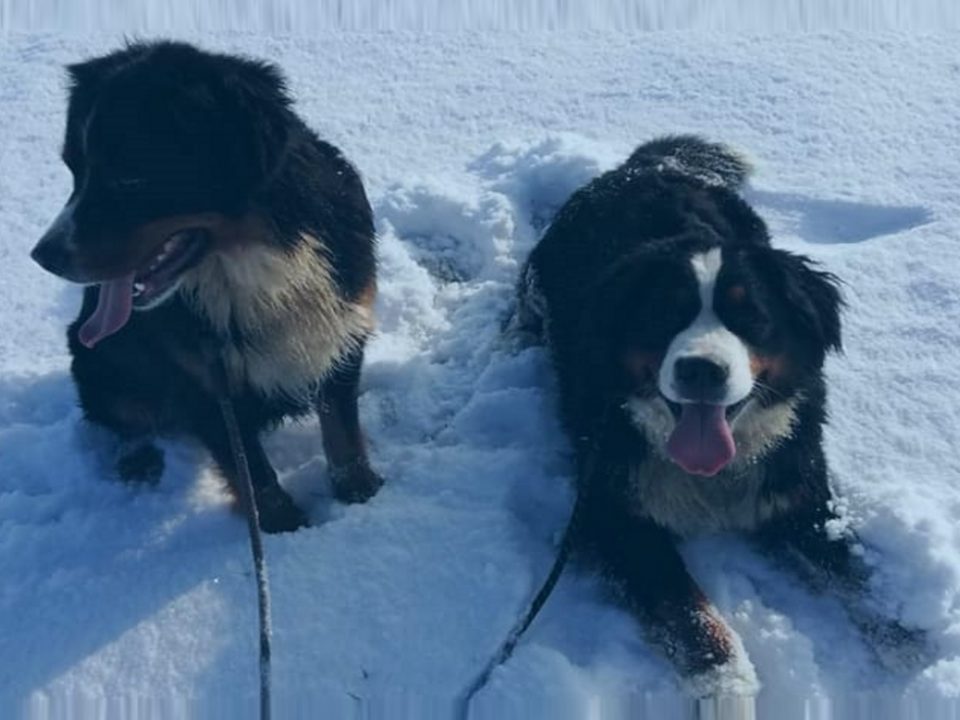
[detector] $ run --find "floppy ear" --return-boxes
[761,249,844,353]
[216,56,293,188]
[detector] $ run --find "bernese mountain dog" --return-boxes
[30,41,383,533]
[517,136,929,697]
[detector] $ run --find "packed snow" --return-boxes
[1,26,960,720]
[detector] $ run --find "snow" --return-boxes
[3,1,960,33]
[2,24,960,720]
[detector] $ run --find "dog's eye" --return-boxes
[728,304,774,345]
[717,283,774,345]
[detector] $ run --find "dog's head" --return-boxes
[30,41,293,346]
[591,238,842,476]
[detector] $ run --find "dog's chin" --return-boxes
[131,228,209,311]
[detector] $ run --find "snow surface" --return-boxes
[2,27,960,720]
[4,1,960,33]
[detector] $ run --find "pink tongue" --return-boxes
[78,273,136,349]
[666,403,736,476]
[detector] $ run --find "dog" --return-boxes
[516,136,929,696]
[30,41,383,533]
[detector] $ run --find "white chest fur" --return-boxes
[178,235,373,400]
[627,454,792,536]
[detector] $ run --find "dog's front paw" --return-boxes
[116,442,165,484]
[330,460,384,504]
[254,485,309,534]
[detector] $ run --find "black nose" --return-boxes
[674,356,729,398]
[31,239,72,276]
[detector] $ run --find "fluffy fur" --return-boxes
[518,135,931,696]
[31,41,383,532]
[180,230,374,400]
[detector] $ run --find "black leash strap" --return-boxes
[215,354,273,720]
[457,426,607,718]
[457,490,584,717]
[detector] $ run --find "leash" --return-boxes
[457,410,612,717]
[213,353,273,720]
[457,490,583,717]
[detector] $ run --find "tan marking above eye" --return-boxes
[727,284,747,303]
[749,351,785,380]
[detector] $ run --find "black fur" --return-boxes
[521,135,928,691]
[34,42,383,532]
[55,41,375,295]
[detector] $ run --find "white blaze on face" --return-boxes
[659,247,753,406]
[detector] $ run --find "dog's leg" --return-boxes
[197,410,308,534]
[71,352,167,484]
[91,405,164,485]
[316,346,383,504]
[582,494,758,699]
[757,510,933,672]
[115,435,165,484]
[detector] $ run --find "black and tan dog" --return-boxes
[31,41,382,533]
[518,136,930,696]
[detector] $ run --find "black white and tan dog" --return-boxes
[516,136,930,696]
[31,41,382,533]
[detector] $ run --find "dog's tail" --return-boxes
[625,135,752,190]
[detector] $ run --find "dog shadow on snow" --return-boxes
[746,189,933,245]
[0,368,342,708]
